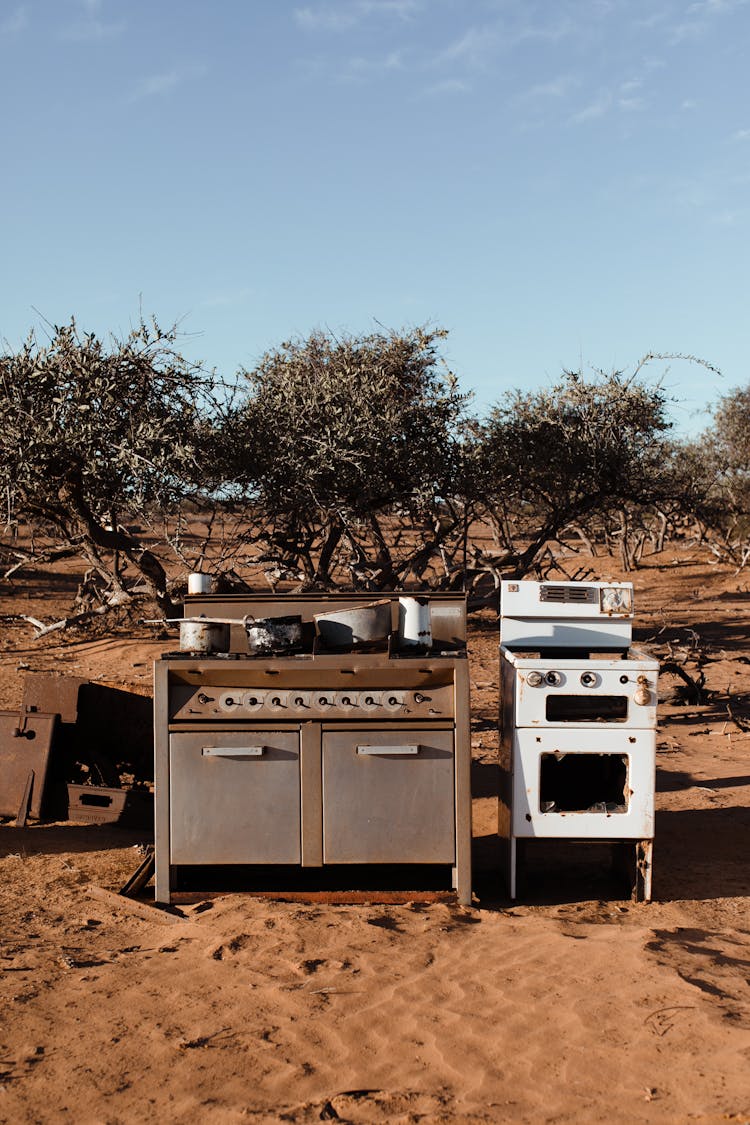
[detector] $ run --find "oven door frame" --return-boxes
[511,726,655,839]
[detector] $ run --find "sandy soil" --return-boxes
[1,549,750,1124]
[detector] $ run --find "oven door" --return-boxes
[169,729,300,864]
[322,728,455,863]
[512,727,654,838]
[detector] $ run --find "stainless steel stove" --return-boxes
[154,593,471,904]
[498,580,657,901]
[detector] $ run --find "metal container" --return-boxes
[398,596,432,651]
[314,600,392,649]
[179,619,230,654]
[244,614,303,656]
[187,572,215,595]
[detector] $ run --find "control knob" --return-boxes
[633,676,651,706]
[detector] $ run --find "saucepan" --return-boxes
[313,600,392,650]
[243,614,303,655]
[143,613,303,655]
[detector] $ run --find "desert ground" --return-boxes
[1,547,749,1124]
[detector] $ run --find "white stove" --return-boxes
[499,580,657,901]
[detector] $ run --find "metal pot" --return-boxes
[179,618,230,654]
[314,600,392,650]
[244,614,303,656]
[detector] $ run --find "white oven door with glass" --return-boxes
[511,726,655,839]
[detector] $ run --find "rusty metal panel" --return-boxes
[76,682,153,782]
[66,784,153,828]
[22,672,154,784]
[0,711,58,819]
[22,672,87,724]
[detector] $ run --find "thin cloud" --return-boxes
[669,0,749,42]
[422,78,470,97]
[336,49,408,83]
[127,66,206,103]
[570,92,612,124]
[618,80,645,112]
[688,0,749,14]
[570,79,647,124]
[128,71,181,101]
[436,25,501,69]
[520,75,579,100]
[0,4,28,35]
[61,18,125,42]
[710,208,743,225]
[294,0,420,32]
[731,128,750,140]
[433,13,572,75]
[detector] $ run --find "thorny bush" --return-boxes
[220,326,475,589]
[0,317,217,613]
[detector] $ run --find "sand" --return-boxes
[1,549,749,1123]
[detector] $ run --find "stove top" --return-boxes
[160,645,466,662]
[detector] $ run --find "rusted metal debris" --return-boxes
[66,784,152,827]
[9,671,155,827]
[0,710,59,820]
[118,847,156,898]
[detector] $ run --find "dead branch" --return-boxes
[660,660,708,704]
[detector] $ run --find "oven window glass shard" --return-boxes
[544,695,629,723]
[599,586,633,615]
[539,752,628,814]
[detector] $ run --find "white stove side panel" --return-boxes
[512,727,655,839]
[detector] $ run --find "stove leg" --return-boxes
[452,863,472,906]
[509,836,517,900]
[633,839,653,903]
[613,839,654,902]
[155,859,174,904]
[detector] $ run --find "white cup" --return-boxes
[398,596,432,650]
[187,572,214,595]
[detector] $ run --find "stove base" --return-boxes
[502,836,653,902]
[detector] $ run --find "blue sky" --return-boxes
[1,0,748,434]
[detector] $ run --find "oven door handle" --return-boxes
[201,746,265,757]
[356,744,420,756]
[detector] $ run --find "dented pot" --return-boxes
[244,614,303,655]
[314,600,392,649]
[179,619,230,654]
